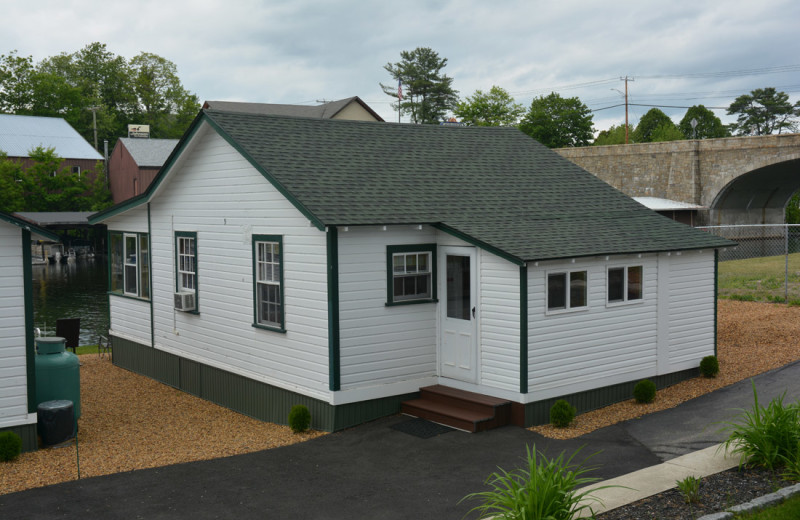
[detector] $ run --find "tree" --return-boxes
[679,105,729,139]
[787,191,800,224]
[633,108,676,143]
[727,87,800,135]
[650,122,685,142]
[0,153,24,212]
[381,47,458,124]
[518,92,594,148]
[593,124,634,146]
[454,86,524,126]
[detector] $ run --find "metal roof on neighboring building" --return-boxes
[0,114,103,160]
[202,96,384,122]
[15,212,94,226]
[118,137,180,167]
[633,197,706,211]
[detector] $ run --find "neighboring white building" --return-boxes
[90,110,733,431]
[0,213,60,451]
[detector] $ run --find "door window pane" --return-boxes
[446,255,470,320]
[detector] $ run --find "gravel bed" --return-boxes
[2,299,800,500]
[598,467,799,519]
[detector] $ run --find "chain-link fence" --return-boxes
[698,224,800,304]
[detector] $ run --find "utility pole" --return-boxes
[620,76,633,144]
[88,106,100,151]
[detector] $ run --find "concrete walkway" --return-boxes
[1,360,799,519]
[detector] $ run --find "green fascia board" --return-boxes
[432,223,525,266]
[0,212,61,242]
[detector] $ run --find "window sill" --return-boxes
[545,306,588,316]
[252,323,287,333]
[108,291,151,303]
[385,298,439,307]
[606,299,645,308]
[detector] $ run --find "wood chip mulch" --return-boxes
[2,300,798,496]
[531,299,800,439]
[0,354,325,495]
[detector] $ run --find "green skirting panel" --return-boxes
[110,335,415,432]
[0,423,38,453]
[522,368,699,426]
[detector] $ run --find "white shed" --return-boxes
[90,110,733,431]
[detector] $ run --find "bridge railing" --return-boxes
[697,224,800,304]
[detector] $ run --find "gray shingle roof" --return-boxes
[119,137,179,167]
[0,114,103,160]
[201,110,732,262]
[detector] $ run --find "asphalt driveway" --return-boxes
[2,360,799,520]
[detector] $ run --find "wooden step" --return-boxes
[401,385,511,433]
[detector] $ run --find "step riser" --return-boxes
[401,404,476,432]
[401,385,513,433]
[419,390,506,416]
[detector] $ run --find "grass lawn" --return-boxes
[75,345,100,355]
[718,253,800,304]
[734,494,800,519]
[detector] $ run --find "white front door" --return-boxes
[440,247,477,382]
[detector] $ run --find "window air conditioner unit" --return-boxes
[174,291,196,312]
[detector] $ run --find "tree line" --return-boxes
[382,47,800,148]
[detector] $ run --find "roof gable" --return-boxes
[118,137,180,167]
[92,109,733,262]
[201,97,383,122]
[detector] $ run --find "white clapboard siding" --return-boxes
[105,205,149,233]
[479,251,520,391]
[338,226,438,389]
[109,297,152,345]
[0,223,28,427]
[527,255,660,399]
[141,124,331,400]
[667,251,716,369]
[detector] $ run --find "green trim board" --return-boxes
[251,234,285,332]
[714,249,719,357]
[327,227,340,391]
[0,211,60,242]
[385,243,438,305]
[519,264,528,394]
[22,228,37,413]
[148,204,154,347]
[432,224,525,266]
[110,335,414,432]
[174,230,199,314]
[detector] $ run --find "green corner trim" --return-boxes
[714,249,719,357]
[520,264,528,394]
[22,229,36,412]
[327,227,340,391]
[149,204,155,348]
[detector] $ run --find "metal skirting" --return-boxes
[109,335,415,432]
[0,423,37,453]
[520,367,699,426]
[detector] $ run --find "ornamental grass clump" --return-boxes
[288,405,311,433]
[633,379,657,404]
[461,445,616,520]
[676,475,702,504]
[0,431,22,462]
[700,355,719,378]
[720,381,800,472]
[550,399,577,428]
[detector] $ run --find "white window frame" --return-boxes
[253,235,284,331]
[386,244,437,305]
[123,233,139,297]
[606,265,644,306]
[546,269,588,314]
[176,233,197,292]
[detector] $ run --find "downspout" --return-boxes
[327,227,340,391]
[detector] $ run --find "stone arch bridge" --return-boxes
[556,133,800,226]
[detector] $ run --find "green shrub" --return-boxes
[0,431,22,462]
[720,381,800,472]
[633,379,657,404]
[462,445,616,520]
[700,355,719,378]
[550,399,577,428]
[288,405,311,433]
[676,475,701,503]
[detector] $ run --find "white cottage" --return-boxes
[0,213,60,450]
[89,110,733,431]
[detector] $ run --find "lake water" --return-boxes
[32,258,109,345]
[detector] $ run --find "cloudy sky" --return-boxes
[3,0,799,133]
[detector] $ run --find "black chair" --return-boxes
[55,318,81,354]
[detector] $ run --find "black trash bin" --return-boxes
[37,400,75,446]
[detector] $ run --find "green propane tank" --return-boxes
[35,337,81,419]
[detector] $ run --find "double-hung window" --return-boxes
[607,265,643,304]
[109,231,150,300]
[253,235,284,331]
[386,244,437,305]
[547,270,587,312]
[175,232,198,311]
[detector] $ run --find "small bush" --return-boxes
[462,445,615,520]
[550,399,577,428]
[0,431,22,462]
[633,379,657,404]
[700,355,719,378]
[288,405,311,433]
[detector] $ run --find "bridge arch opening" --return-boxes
[709,158,800,226]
